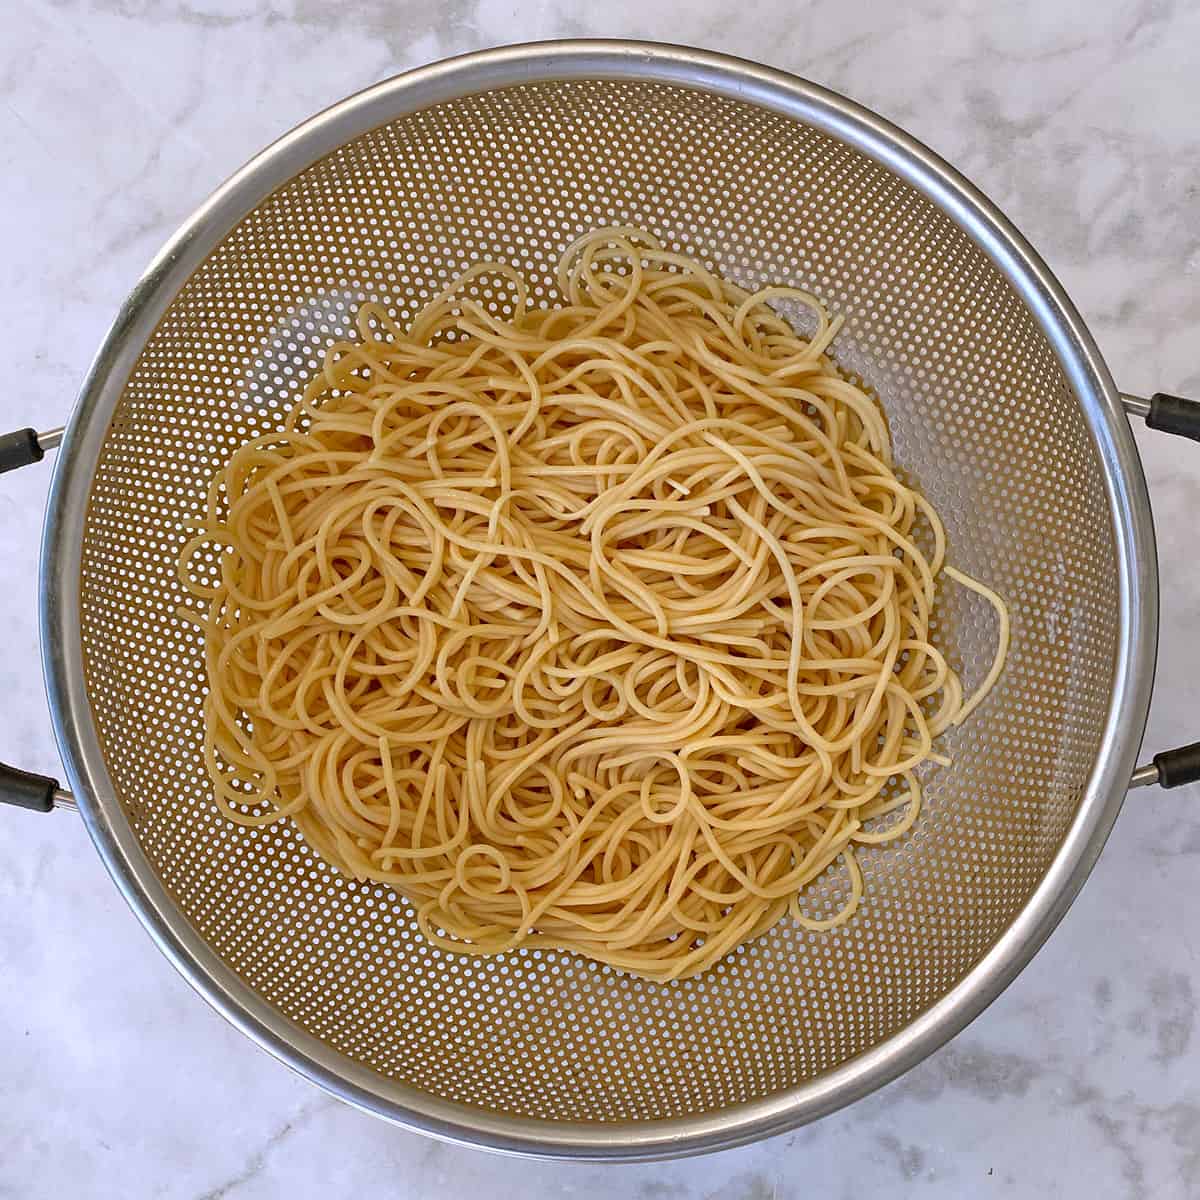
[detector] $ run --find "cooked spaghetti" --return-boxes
[178,227,1008,982]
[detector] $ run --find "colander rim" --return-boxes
[40,39,1157,1160]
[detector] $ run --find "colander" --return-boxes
[6,41,1200,1161]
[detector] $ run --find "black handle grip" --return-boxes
[1152,743,1200,790]
[1146,393,1200,444]
[0,428,45,474]
[0,764,59,812]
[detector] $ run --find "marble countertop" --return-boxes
[3,1,1200,1196]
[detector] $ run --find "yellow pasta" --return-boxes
[179,227,1007,981]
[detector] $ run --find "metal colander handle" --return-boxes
[0,426,74,812]
[0,398,1197,813]
[1122,392,1200,787]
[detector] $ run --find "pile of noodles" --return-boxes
[179,228,1007,981]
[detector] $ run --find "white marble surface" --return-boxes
[2,1,1200,1196]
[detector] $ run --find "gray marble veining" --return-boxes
[2,1,1199,1196]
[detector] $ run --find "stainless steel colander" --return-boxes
[8,41,1200,1160]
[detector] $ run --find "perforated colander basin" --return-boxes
[36,42,1161,1159]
